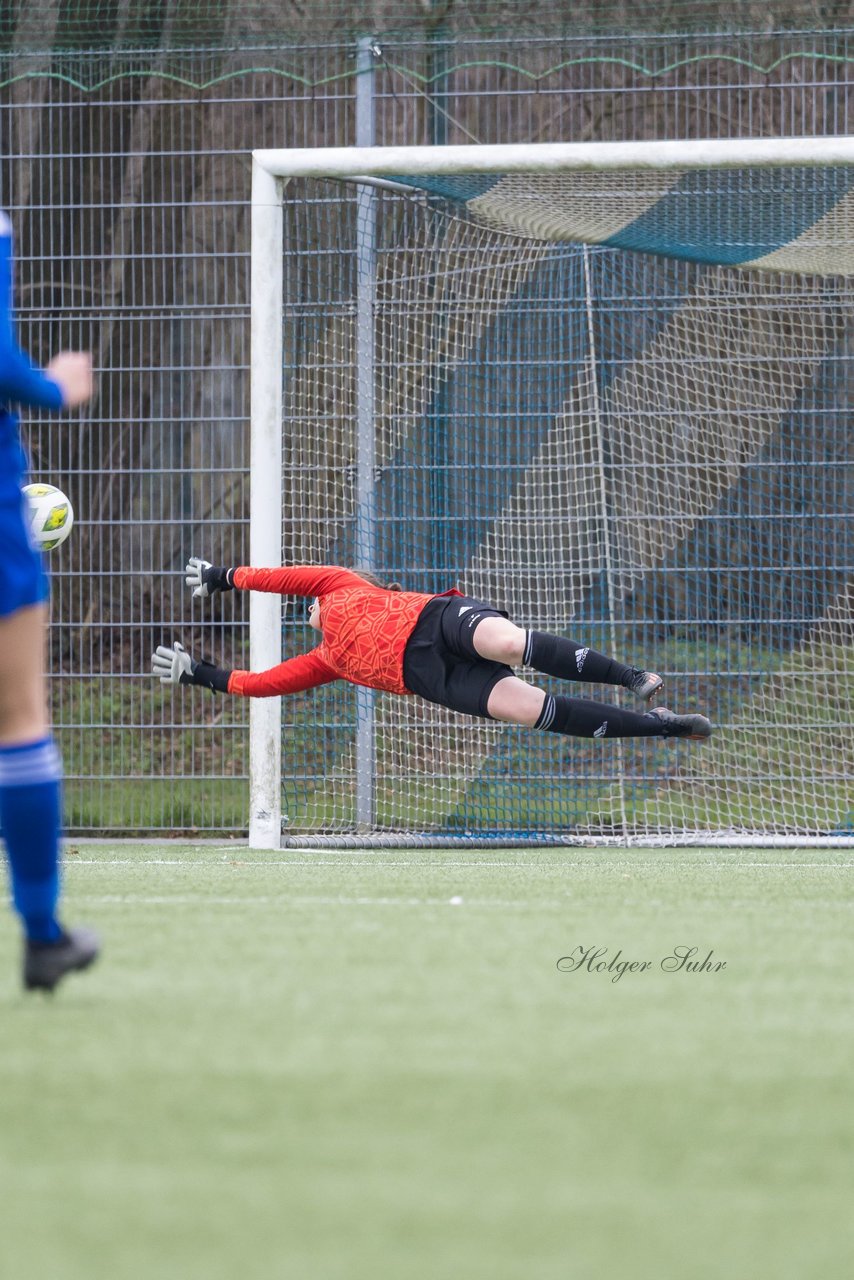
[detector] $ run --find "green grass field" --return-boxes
[1,844,853,1280]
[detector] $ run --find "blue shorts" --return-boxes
[0,424,49,619]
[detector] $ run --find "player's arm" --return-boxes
[151,642,338,697]
[228,648,339,697]
[0,337,65,410]
[0,223,92,410]
[185,558,367,601]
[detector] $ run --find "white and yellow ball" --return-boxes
[22,483,75,551]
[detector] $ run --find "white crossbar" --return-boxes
[253,136,854,181]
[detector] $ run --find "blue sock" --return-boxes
[0,738,64,942]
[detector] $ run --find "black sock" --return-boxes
[535,693,662,739]
[524,631,633,687]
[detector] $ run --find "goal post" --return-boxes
[249,139,854,849]
[248,158,283,848]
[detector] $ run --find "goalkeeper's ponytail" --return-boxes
[354,569,403,592]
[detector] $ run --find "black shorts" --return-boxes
[402,595,514,719]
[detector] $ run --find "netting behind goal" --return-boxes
[271,162,853,844]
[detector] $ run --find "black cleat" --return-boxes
[24,926,101,993]
[626,668,664,702]
[646,706,712,741]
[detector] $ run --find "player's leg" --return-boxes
[0,603,99,990]
[485,675,711,740]
[0,603,63,940]
[483,674,545,726]
[405,596,707,739]
[470,614,662,702]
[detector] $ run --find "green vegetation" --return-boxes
[1,844,852,1280]
[52,677,250,832]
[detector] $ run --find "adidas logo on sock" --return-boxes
[593,721,608,738]
[575,647,590,672]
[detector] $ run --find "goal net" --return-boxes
[249,141,854,847]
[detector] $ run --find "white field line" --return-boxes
[71,894,534,908]
[67,859,854,870]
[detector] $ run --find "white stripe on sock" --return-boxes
[0,741,62,787]
[536,694,556,731]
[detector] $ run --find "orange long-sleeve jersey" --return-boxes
[226,566,461,698]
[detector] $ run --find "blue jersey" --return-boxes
[0,211,67,618]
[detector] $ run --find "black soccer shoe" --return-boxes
[646,706,713,741]
[24,926,101,993]
[626,668,664,702]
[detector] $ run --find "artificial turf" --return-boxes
[1,843,852,1280]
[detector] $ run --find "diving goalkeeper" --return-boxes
[152,560,711,741]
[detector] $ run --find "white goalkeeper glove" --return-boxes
[152,641,193,685]
[185,557,235,599]
[151,641,231,694]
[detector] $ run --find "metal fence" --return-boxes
[1,14,852,832]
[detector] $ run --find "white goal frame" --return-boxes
[249,137,854,850]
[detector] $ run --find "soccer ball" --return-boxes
[22,483,75,551]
